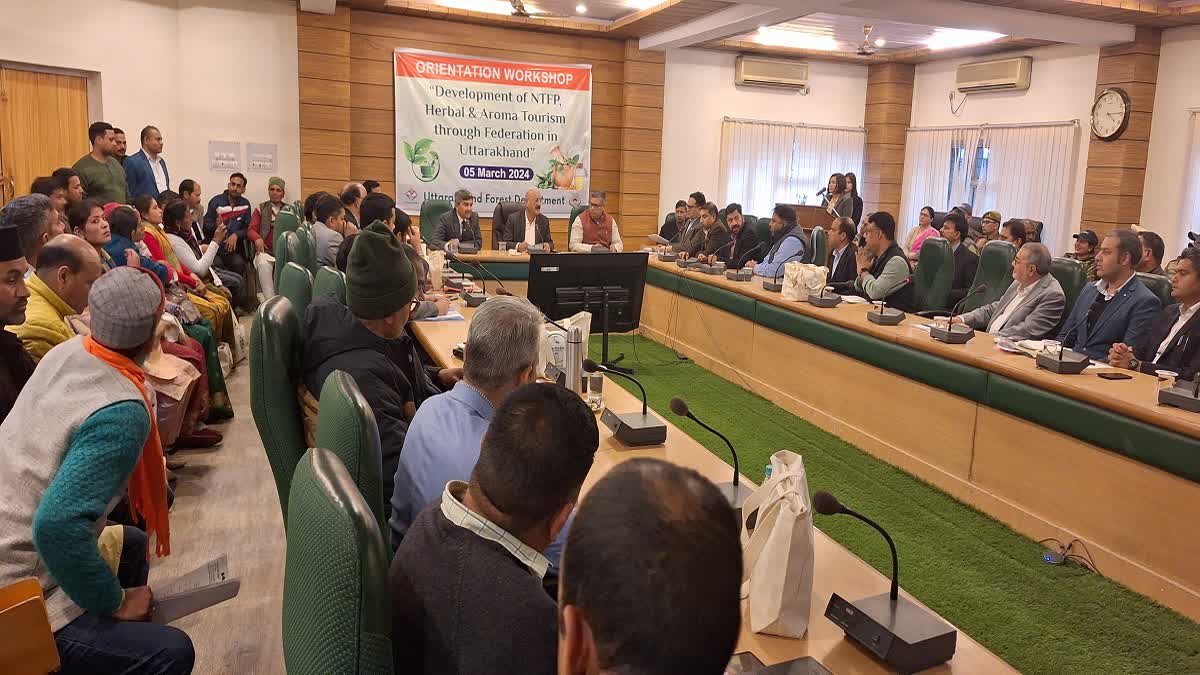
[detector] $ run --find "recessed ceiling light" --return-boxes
[874,38,887,47]
[576,3,587,13]
[926,28,1005,51]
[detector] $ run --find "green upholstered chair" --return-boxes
[660,212,676,238]
[313,266,347,305]
[279,262,314,328]
[911,237,955,312]
[1050,257,1088,318]
[275,210,302,239]
[316,371,385,538]
[745,215,757,227]
[491,201,522,249]
[284,449,393,675]
[273,230,298,289]
[1137,272,1173,308]
[249,295,307,523]
[808,225,827,266]
[419,199,452,247]
[293,225,320,275]
[962,240,1017,313]
[754,215,772,249]
[569,204,587,226]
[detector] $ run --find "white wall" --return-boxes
[911,44,1099,254]
[1142,25,1200,258]
[658,48,868,220]
[0,0,299,207]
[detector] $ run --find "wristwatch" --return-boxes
[1129,358,1141,371]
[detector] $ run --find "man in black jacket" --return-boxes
[826,217,858,288]
[302,222,462,519]
[942,210,979,307]
[499,188,553,251]
[704,202,758,269]
[1110,245,1200,380]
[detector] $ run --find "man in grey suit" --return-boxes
[432,189,484,252]
[953,243,1065,340]
[499,188,553,252]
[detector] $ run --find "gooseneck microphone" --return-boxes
[931,284,987,343]
[763,249,808,292]
[669,397,750,508]
[585,359,666,446]
[447,251,515,297]
[584,359,647,415]
[948,284,987,320]
[813,491,898,601]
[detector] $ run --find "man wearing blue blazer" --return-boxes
[1057,229,1161,361]
[122,126,170,200]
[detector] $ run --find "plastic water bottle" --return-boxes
[763,464,773,481]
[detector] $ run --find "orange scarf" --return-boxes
[83,336,171,556]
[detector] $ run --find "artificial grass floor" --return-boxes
[589,334,1200,675]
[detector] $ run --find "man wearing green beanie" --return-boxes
[302,222,462,520]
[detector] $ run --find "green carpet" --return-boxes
[589,334,1200,675]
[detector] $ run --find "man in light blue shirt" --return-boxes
[389,295,550,553]
[750,204,807,279]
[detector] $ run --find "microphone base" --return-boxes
[456,243,480,254]
[762,280,784,293]
[1035,350,1089,374]
[697,263,726,275]
[657,253,678,263]
[718,480,755,512]
[808,292,843,308]
[599,409,667,447]
[867,307,906,325]
[825,592,957,674]
[725,269,753,282]
[462,291,490,307]
[930,324,975,344]
[676,259,702,269]
[1159,385,1200,412]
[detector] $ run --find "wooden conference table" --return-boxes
[409,303,1015,673]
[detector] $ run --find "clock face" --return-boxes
[1092,88,1130,140]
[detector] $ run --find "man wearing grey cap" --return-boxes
[0,266,195,674]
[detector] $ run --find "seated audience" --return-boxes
[822,173,852,220]
[52,167,85,211]
[390,294,542,547]
[179,179,207,243]
[336,231,448,322]
[500,188,554,251]
[954,243,1065,339]
[340,182,366,229]
[360,191,398,231]
[202,172,253,287]
[0,226,33,423]
[1023,219,1044,244]
[1057,230,1160,360]
[363,179,381,194]
[707,202,758,269]
[976,210,1002,249]
[71,122,128,205]
[747,205,806,279]
[432,189,483,252]
[855,211,915,311]
[679,202,729,260]
[0,266,194,675]
[248,177,287,299]
[29,177,68,227]
[670,191,706,253]
[153,201,237,346]
[1065,229,1099,281]
[569,191,623,253]
[904,205,940,263]
[104,205,170,284]
[659,199,686,243]
[1110,246,1200,380]
[3,193,63,268]
[557,458,742,675]
[302,190,329,225]
[1000,219,1028,249]
[123,125,169,200]
[826,217,858,286]
[942,211,979,307]
[67,199,115,271]
[846,172,864,225]
[311,192,355,267]
[391,382,598,675]
[160,197,231,285]
[1136,229,1166,276]
[9,235,101,362]
[303,223,457,515]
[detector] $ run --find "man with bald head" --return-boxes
[7,235,103,363]
[341,182,367,229]
[499,188,554,252]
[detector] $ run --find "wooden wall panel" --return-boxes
[299,9,662,245]
[862,62,915,218]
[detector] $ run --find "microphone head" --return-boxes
[668,396,689,417]
[812,490,844,515]
[496,286,512,296]
[582,359,600,373]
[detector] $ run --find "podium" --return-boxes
[782,204,835,236]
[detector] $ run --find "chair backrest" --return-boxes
[419,199,452,245]
[662,211,676,235]
[963,240,1017,312]
[569,204,586,226]
[1137,271,1173,308]
[284,449,393,675]
[316,371,386,537]
[275,210,302,239]
[293,225,320,275]
[754,216,772,249]
[808,225,827,266]
[491,201,523,249]
[250,295,307,522]
[0,578,58,675]
[273,230,298,289]
[912,237,954,312]
[1050,256,1088,317]
[279,262,315,329]
[313,266,347,305]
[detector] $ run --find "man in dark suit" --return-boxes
[670,191,706,254]
[701,202,757,269]
[941,211,979,307]
[1058,230,1161,361]
[1110,245,1200,380]
[658,200,686,244]
[499,188,554,252]
[825,217,858,288]
[431,188,484,251]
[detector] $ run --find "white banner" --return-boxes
[393,49,592,217]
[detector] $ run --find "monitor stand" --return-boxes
[597,287,633,375]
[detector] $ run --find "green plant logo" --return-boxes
[404,138,440,183]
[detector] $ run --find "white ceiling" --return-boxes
[432,0,653,21]
[730,12,1006,53]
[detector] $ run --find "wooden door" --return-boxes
[0,68,90,206]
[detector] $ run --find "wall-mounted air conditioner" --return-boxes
[735,55,810,91]
[956,56,1033,93]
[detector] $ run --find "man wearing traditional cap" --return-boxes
[0,225,33,424]
[0,266,195,674]
[8,235,103,363]
[302,222,460,521]
[248,177,286,300]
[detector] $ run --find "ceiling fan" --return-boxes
[856,24,879,56]
[510,0,574,19]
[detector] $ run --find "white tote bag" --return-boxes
[780,262,828,302]
[739,450,815,637]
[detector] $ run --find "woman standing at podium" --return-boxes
[845,172,864,225]
[822,173,853,222]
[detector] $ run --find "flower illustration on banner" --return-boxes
[535,144,580,190]
[404,138,440,183]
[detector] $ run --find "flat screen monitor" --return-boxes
[527,252,648,334]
